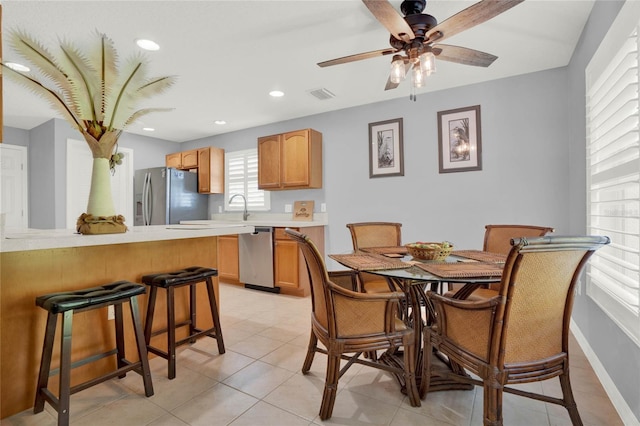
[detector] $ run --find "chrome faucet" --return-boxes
[229,193,250,221]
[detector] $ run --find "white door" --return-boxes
[0,144,29,230]
[66,139,134,229]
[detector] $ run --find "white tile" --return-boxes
[223,360,294,399]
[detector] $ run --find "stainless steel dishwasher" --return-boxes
[238,227,278,292]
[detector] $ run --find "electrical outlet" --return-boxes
[321,203,326,212]
[285,204,292,213]
[107,305,115,320]
[218,205,222,213]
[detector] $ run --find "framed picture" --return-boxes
[437,105,482,173]
[369,118,404,178]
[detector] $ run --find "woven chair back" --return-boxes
[495,235,609,366]
[285,228,330,329]
[483,224,554,255]
[346,222,402,251]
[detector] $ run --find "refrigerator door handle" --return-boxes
[143,172,152,225]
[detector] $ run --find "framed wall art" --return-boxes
[369,118,404,178]
[437,105,482,173]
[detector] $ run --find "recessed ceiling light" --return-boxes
[142,127,155,132]
[214,120,226,125]
[5,62,30,72]
[269,90,284,98]
[136,39,160,51]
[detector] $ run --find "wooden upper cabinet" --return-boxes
[166,150,198,170]
[258,128,322,190]
[257,135,281,189]
[181,149,198,169]
[166,152,182,168]
[197,146,224,194]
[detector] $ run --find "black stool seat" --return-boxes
[143,266,225,379]
[34,281,153,426]
[142,266,218,288]
[36,281,145,313]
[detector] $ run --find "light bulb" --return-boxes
[419,51,436,76]
[411,65,425,88]
[389,55,405,84]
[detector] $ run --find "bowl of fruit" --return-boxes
[405,241,453,261]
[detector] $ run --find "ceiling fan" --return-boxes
[318,0,524,100]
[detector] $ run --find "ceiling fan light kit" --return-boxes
[318,0,524,100]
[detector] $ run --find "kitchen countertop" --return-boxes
[182,212,328,229]
[0,223,255,253]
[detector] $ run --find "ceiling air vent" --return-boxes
[309,88,336,100]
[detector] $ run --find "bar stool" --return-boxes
[34,281,153,426]
[142,266,225,379]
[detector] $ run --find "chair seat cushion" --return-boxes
[36,281,145,314]
[443,288,499,301]
[142,266,218,287]
[363,278,398,293]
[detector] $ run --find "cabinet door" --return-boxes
[274,236,299,290]
[258,135,281,189]
[218,235,240,284]
[181,150,198,169]
[166,152,182,168]
[197,148,210,193]
[281,130,310,188]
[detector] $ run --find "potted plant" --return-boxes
[2,29,176,234]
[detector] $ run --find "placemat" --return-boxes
[414,262,503,278]
[329,253,410,271]
[452,250,507,263]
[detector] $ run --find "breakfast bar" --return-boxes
[0,224,254,419]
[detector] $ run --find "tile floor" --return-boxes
[3,283,623,426]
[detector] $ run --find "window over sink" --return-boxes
[225,149,270,212]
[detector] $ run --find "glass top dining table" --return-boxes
[328,248,506,396]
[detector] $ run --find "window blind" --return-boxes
[225,149,270,211]
[586,7,640,345]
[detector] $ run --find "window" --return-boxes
[586,1,640,346]
[224,148,270,211]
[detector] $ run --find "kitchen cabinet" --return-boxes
[258,128,322,190]
[165,149,198,170]
[166,146,224,194]
[218,235,240,285]
[197,146,224,194]
[274,226,324,297]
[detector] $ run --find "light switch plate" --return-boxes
[285,204,292,213]
[321,203,326,212]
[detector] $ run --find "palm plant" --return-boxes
[2,29,176,232]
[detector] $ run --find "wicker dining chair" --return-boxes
[423,235,610,426]
[285,228,421,420]
[346,222,403,293]
[449,224,555,299]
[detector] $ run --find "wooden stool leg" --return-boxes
[34,311,58,413]
[189,283,197,343]
[58,310,73,426]
[167,286,177,380]
[115,303,126,378]
[144,287,158,346]
[129,296,154,397]
[205,277,225,354]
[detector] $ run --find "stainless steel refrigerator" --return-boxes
[134,167,208,225]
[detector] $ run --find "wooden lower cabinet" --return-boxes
[217,235,240,285]
[274,226,324,297]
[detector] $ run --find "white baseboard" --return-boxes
[570,320,639,425]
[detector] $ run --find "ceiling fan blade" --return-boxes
[318,47,397,68]
[426,0,524,43]
[385,77,400,91]
[362,0,415,42]
[433,44,497,67]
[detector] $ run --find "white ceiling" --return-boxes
[2,0,594,143]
